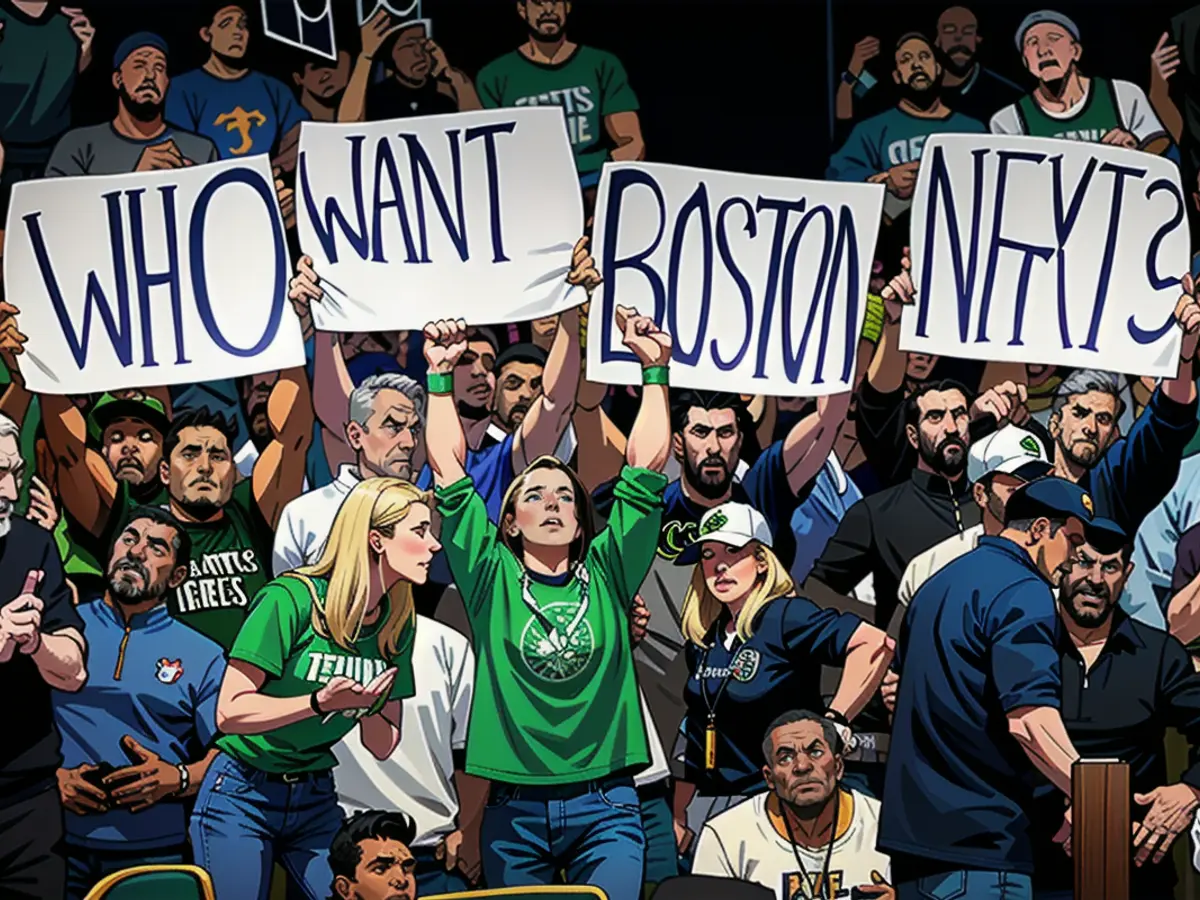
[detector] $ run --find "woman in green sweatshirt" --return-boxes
[421,306,672,898]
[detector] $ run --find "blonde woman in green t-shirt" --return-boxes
[422,306,672,900]
[189,477,440,900]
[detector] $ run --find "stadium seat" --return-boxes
[653,875,774,900]
[83,864,216,900]
[423,888,608,900]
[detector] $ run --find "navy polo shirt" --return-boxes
[682,596,862,795]
[879,536,1062,876]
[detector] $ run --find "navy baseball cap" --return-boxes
[113,32,169,70]
[1014,11,1080,51]
[1004,477,1095,525]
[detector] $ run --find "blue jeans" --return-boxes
[639,787,678,886]
[66,845,185,900]
[481,775,645,899]
[896,870,1033,899]
[189,753,345,900]
[412,844,472,895]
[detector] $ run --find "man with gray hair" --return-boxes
[272,372,425,574]
[1046,364,1197,537]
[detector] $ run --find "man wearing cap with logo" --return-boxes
[51,393,175,607]
[989,10,1170,152]
[881,479,1112,899]
[893,425,1054,627]
[45,31,218,176]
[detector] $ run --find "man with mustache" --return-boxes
[478,343,579,464]
[477,0,645,211]
[52,508,224,900]
[827,32,985,222]
[693,711,893,899]
[45,32,218,176]
[990,10,1170,153]
[933,5,1022,124]
[0,411,87,899]
[1026,528,1200,900]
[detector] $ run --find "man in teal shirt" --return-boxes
[827,32,986,221]
[476,0,645,202]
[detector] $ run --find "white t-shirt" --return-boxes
[272,464,362,576]
[693,790,890,900]
[989,78,1166,145]
[333,616,474,847]
[896,523,984,611]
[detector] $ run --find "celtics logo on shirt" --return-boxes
[729,647,761,682]
[176,550,260,614]
[519,602,596,682]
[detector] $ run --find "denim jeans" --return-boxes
[66,846,185,900]
[412,844,472,895]
[189,752,345,900]
[481,775,645,899]
[638,786,678,886]
[896,869,1033,899]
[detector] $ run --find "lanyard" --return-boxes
[698,632,741,772]
[519,564,590,654]
[781,792,840,900]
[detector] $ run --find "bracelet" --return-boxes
[824,708,850,727]
[426,371,454,395]
[861,292,886,344]
[310,691,324,717]
[642,366,669,386]
[175,763,190,795]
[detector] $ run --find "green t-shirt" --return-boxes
[0,5,79,153]
[1015,77,1121,142]
[216,573,416,773]
[435,465,666,785]
[476,45,638,177]
[90,478,272,650]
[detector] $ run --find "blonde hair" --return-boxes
[297,477,428,657]
[680,541,795,646]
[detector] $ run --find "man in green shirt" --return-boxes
[476,0,645,203]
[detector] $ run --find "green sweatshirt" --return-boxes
[436,465,667,785]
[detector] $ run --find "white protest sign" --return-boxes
[5,156,305,395]
[296,108,584,331]
[903,134,1188,376]
[586,162,884,397]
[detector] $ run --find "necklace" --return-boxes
[780,792,840,900]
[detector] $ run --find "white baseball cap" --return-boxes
[674,502,773,566]
[967,425,1054,485]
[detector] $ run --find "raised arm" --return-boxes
[780,390,851,495]
[869,248,915,395]
[515,237,600,467]
[337,10,407,123]
[422,320,470,487]
[252,362,314,530]
[617,306,672,472]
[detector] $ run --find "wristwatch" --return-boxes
[175,763,190,795]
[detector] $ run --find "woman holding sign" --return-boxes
[189,477,439,900]
[423,302,672,899]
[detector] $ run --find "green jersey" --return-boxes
[476,45,638,177]
[217,573,416,773]
[89,478,272,650]
[1014,77,1121,142]
[436,465,666,785]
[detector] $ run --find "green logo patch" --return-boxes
[519,603,595,683]
[700,510,728,535]
[1020,435,1041,455]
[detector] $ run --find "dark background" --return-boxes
[63,0,1194,181]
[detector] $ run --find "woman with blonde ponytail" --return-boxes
[190,477,442,900]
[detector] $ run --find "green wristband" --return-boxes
[426,372,454,395]
[642,366,669,386]
[861,292,885,345]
